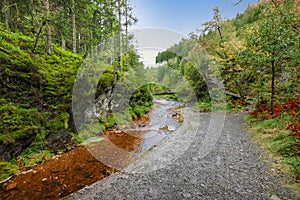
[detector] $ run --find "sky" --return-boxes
[129,0,258,67]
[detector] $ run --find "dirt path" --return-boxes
[67,111,297,200]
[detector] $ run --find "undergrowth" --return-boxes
[246,98,300,186]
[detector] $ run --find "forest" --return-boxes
[0,0,299,198]
[0,0,153,179]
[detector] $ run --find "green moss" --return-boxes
[46,112,70,130]
[19,148,53,167]
[0,99,41,143]
[0,161,19,181]
[129,84,153,118]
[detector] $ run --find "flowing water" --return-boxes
[138,99,182,153]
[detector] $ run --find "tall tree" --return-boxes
[43,0,52,53]
[245,0,299,114]
[117,0,123,70]
[3,0,12,28]
[71,0,76,53]
[202,7,225,44]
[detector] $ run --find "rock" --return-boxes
[21,169,34,175]
[159,126,169,131]
[6,182,17,191]
[51,169,60,173]
[46,129,72,151]
[270,195,281,200]
[0,133,36,161]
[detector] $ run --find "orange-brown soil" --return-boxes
[0,114,150,200]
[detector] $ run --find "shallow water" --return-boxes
[139,99,182,153]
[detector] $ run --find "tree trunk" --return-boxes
[125,0,128,53]
[43,0,53,53]
[234,80,245,99]
[118,0,123,71]
[72,12,76,53]
[32,21,46,53]
[270,59,275,115]
[29,2,36,34]
[62,36,66,50]
[112,37,117,81]
[90,31,93,58]
[217,26,228,59]
[3,0,12,28]
[217,26,224,43]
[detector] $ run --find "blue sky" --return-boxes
[129,0,258,67]
[131,0,258,36]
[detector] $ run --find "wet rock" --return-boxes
[50,169,60,173]
[138,124,146,128]
[46,129,72,151]
[0,133,36,161]
[21,169,34,175]
[159,126,169,131]
[83,171,93,178]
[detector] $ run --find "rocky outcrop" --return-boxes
[0,134,36,161]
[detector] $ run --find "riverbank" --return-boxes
[67,111,298,200]
[0,99,182,200]
[0,114,150,200]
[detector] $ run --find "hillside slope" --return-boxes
[0,22,82,180]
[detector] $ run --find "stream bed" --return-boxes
[139,99,182,153]
[0,99,183,200]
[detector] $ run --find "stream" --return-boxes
[138,99,182,153]
[0,98,184,200]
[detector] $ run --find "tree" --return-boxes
[244,0,299,114]
[117,0,123,70]
[202,7,225,45]
[43,0,53,53]
[3,0,12,28]
[70,0,76,53]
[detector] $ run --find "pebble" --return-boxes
[270,195,281,200]
[6,182,17,191]
[21,169,34,175]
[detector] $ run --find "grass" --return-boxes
[192,99,247,112]
[245,113,300,196]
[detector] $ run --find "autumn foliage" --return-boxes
[250,98,300,146]
[250,98,300,180]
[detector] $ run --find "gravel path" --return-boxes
[67,110,296,200]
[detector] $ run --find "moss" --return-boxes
[0,161,19,181]
[0,23,153,180]
[129,84,153,118]
[19,148,54,167]
[0,99,41,143]
[0,23,81,172]
[46,112,70,130]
